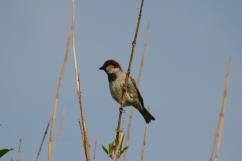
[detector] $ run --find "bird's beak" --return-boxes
[99,65,105,70]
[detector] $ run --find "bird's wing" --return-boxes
[128,77,144,107]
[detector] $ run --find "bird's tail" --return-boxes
[138,107,155,124]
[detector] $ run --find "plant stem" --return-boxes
[35,120,50,161]
[93,135,99,161]
[123,19,151,161]
[113,0,145,160]
[209,56,232,161]
[18,139,22,161]
[47,19,71,161]
[71,0,91,160]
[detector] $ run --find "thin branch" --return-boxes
[35,120,50,161]
[18,139,22,161]
[123,19,151,161]
[209,56,232,161]
[71,0,91,160]
[113,0,145,160]
[47,21,71,161]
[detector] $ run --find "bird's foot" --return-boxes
[119,107,125,113]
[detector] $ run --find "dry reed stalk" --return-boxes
[123,19,151,161]
[35,120,50,161]
[209,56,232,161]
[71,0,91,160]
[113,0,145,160]
[140,108,150,161]
[78,120,84,140]
[93,135,99,161]
[140,124,148,161]
[47,15,72,161]
[139,20,151,161]
[18,139,22,161]
[54,109,66,149]
[137,20,151,86]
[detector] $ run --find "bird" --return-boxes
[99,59,155,123]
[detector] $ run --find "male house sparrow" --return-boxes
[99,59,155,123]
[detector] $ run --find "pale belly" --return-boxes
[109,81,133,106]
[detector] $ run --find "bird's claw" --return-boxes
[119,107,125,113]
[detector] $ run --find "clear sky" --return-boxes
[1,0,242,161]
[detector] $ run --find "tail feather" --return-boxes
[138,107,155,124]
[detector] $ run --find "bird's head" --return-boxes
[99,59,123,74]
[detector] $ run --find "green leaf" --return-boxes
[108,143,112,151]
[102,145,108,155]
[120,146,128,155]
[0,148,13,158]
[109,142,115,157]
[108,144,112,156]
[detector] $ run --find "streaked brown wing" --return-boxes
[128,77,144,107]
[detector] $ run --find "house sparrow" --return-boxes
[99,59,155,123]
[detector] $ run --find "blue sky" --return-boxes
[1,0,242,161]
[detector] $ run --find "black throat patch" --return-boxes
[108,73,117,82]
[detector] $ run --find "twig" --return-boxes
[47,11,72,161]
[35,120,50,161]
[123,19,151,161]
[71,0,91,160]
[18,139,22,161]
[113,0,145,160]
[209,56,232,161]
[93,135,99,161]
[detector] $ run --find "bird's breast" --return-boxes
[109,79,123,104]
[109,78,133,106]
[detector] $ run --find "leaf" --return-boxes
[108,143,112,152]
[120,146,128,155]
[108,144,112,156]
[112,142,115,150]
[0,148,13,158]
[109,142,115,158]
[102,145,108,155]
[111,143,115,152]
